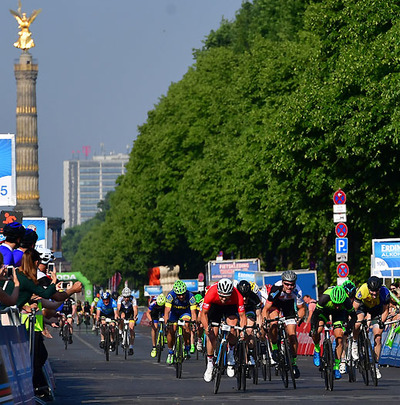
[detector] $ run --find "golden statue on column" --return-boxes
[10,1,41,51]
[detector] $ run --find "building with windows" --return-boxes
[63,153,129,229]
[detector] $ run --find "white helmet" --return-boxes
[37,247,54,265]
[217,278,233,296]
[121,287,131,298]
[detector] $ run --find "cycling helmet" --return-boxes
[331,285,347,304]
[282,270,297,283]
[367,276,383,292]
[217,278,234,296]
[173,280,187,295]
[2,222,25,240]
[250,281,259,294]
[194,293,203,304]
[36,247,55,265]
[20,228,38,248]
[102,292,110,300]
[342,280,357,298]
[121,287,131,298]
[156,293,166,306]
[237,280,251,297]
[111,291,119,300]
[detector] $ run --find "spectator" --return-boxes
[303,295,317,323]
[0,252,20,306]
[0,248,82,395]
[0,222,25,265]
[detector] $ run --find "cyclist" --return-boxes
[310,285,356,379]
[237,280,262,365]
[59,296,76,344]
[164,280,197,364]
[82,300,91,325]
[262,270,306,379]
[0,222,26,265]
[351,276,390,379]
[148,293,166,357]
[194,293,205,352]
[96,291,119,350]
[117,287,138,355]
[200,278,246,382]
[91,293,101,325]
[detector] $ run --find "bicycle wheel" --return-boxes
[236,343,242,391]
[284,337,296,389]
[104,327,110,362]
[63,324,69,350]
[175,335,184,379]
[240,341,247,392]
[213,341,226,394]
[252,342,259,385]
[124,329,129,360]
[358,332,369,386]
[156,327,164,363]
[347,339,356,383]
[322,339,334,391]
[366,336,378,386]
[278,341,289,388]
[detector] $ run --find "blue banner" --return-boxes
[208,259,260,283]
[181,279,199,292]
[372,239,400,278]
[0,135,16,207]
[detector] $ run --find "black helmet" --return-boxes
[111,291,119,300]
[20,228,38,248]
[367,276,383,292]
[2,222,25,240]
[237,280,251,297]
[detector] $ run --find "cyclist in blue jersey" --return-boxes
[96,291,119,350]
[0,222,25,266]
[164,280,197,364]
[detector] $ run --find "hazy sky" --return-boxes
[0,0,244,219]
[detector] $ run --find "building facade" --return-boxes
[63,153,129,229]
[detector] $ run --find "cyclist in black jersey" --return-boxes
[310,285,356,379]
[237,280,262,365]
[262,271,306,379]
[117,287,138,355]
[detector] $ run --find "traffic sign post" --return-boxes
[335,223,348,238]
[337,263,349,278]
[333,189,349,275]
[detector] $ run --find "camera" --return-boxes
[48,263,55,272]
[7,266,13,278]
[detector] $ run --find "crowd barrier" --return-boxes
[0,307,34,405]
[296,321,400,366]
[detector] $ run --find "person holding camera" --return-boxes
[0,252,20,306]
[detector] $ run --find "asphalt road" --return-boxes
[45,324,400,404]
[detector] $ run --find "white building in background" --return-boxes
[63,153,129,229]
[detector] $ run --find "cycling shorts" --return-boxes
[207,304,238,324]
[356,303,383,321]
[317,310,347,329]
[269,303,296,319]
[169,309,191,323]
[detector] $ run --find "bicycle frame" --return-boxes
[211,321,231,394]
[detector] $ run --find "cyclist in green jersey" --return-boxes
[310,285,356,379]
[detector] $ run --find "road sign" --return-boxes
[333,204,346,214]
[337,263,349,278]
[333,189,346,205]
[335,223,348,238]
[333,213,347,223]
[336,253,348,262]
[336,237,348,254]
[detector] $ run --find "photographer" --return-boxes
[0,252,20,306]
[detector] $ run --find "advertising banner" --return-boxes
[371,239,400,279]
[22,217,47,249]
[208,259,260,283]
[0,135,16,207]
[144,285,163,297]
[181,279,199,292]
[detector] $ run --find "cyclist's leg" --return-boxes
[333,321,345,379]
[268,309,280,357]
[352,309,365,359]
[166,310,178,363]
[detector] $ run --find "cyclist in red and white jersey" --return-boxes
[200,278,246,382]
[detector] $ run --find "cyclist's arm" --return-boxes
[239,310,247,328]
[133,303,138,320]
[381,304,389,324]
[200,307,209,333]
[96,308,101,323]
[164,305,171,322]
